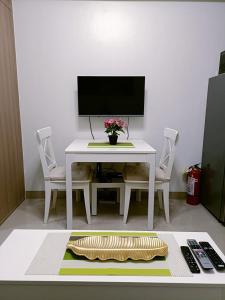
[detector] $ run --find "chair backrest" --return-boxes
[36,127,57,179]
[159,128,178,179]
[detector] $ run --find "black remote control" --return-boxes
[199,242,225,271]
[187,239,213,270]
[180,246,200,273]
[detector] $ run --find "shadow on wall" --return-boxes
[32,164,45,191]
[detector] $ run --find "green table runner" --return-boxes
[88,142,134,148]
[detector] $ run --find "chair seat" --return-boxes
[46,165,92,182]
[123,165,169,183]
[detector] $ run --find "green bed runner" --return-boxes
[88,142,134,148]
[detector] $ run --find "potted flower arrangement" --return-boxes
[104,118,127,145]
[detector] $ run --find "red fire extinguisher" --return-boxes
[186,164,202,205]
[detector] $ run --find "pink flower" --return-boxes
[104,118,127,135]
[115,120,121,126]
[123,121,128,128]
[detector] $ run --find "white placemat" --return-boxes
[26,232,192,277]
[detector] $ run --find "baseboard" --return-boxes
[140,191,186,200]
[26,191,186,200]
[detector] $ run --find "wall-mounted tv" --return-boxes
[77,76,145,116]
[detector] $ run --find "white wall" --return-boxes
[12,0,225,191]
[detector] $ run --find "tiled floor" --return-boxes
[0,196,225,253]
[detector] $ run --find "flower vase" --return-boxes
[108,135,118,145]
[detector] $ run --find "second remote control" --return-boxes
[199,242,225,271]
[187,239,213,270]
[180,246,200,273]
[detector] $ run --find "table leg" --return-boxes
[91,184,97,215]
[147,154,156,230]
[66,156,73,229]
[120,184,125,215]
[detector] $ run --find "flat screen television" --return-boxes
[77,76,145,116]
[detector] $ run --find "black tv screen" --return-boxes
[77,76,145,116]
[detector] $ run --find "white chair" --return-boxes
[123,128,178,224]
[36,127,92,224]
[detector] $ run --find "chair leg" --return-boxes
[52,190,57,210]
[157,189,163,209]
[116,189,120,203]
[75,190,80,202]
[120,185,125,216]
[44,182,51,223]
[91,184,97,215]
[136,190,142,202]
[123,185,131,224]
[83,185,91,224]
[163,182,170,223]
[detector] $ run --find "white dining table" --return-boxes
[65,139,156,229]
